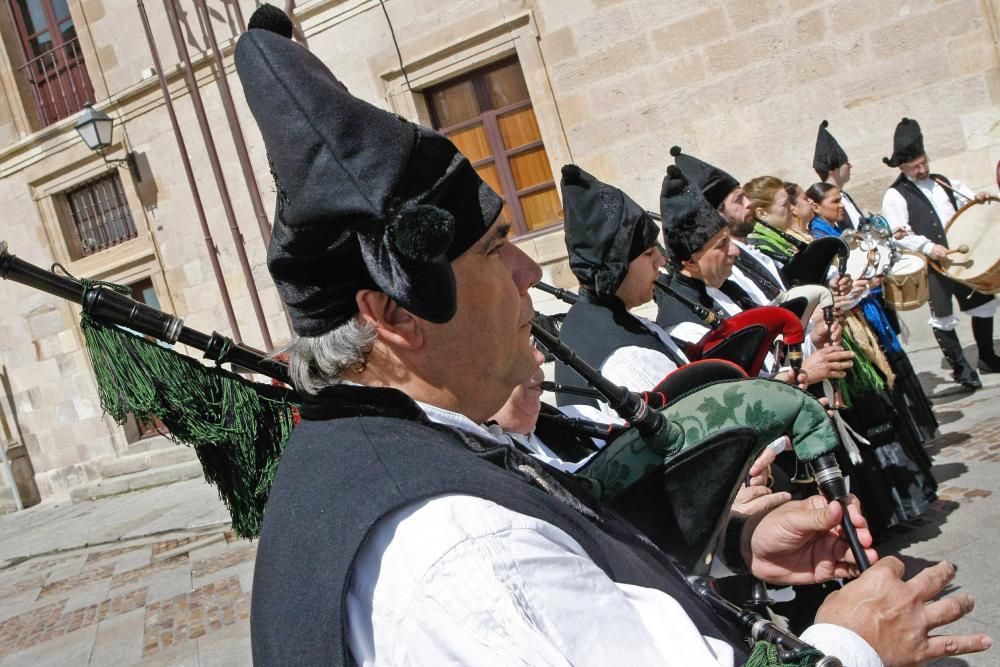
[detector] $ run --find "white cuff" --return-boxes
[800,623,884,667]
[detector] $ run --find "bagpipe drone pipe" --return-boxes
[0,241,296,538]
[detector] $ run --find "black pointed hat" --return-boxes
[883,117,925,168]
[560,164,659,298]
[813,120,849,173]
[235,8,502,336]
[669,146,740,209]
[659,165,727,263]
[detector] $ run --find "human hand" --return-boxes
[828,274,852,296]
[974,192,991,203]
[817,557,993,666]
[928,244,951,268]
[809,312,843,347]
[849,277,870,299]
[745,494,876,585]
[800,345,854,385]
[893,226,911,240]
[745,438,788,486]
[732,484,791,517]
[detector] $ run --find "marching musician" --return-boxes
[814,120,864,231]
[668,146,785,304]
[552,164,689,413]
[236,8,990,666]
[881,117,1000,388]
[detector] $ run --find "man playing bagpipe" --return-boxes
[235,7,991,666]
[552,164,689,415]
[667,146,787,306]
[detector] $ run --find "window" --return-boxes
[61,172,137,259]
[7,0,94,126]
[426,58,561,236]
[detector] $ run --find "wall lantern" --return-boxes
[74,103,142,182]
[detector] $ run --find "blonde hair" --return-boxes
[743,176,786,216]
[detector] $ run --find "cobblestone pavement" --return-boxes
[1,347,999,664]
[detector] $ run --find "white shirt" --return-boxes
[731,240,786,306]
[841,190,864,229]
[597,315,689,419]
[881,176,974,255]
[345,402,883,666]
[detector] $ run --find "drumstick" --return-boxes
[946,244,970,255]
[932,177,974,203]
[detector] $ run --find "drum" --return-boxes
[884,253,928,311]
[943,196,1000,293]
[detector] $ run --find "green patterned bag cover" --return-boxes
[578,378,836,500]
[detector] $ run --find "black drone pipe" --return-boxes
[540,380,603,401]
[530,319,666,437]
[0,242,291,384]
[653,278,725,329]
[533,281,579,304]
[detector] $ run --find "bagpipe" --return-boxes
[1,242,852,664]
[533,321,856,665]
[539,279,805,380]
[656,273,806,377]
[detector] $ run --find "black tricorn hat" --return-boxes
[235,7,502,336]
[883,117,925,168]
[669,146,740,209]
[660,165,727,263]
[813,120,849,173]
[561,164,659,298]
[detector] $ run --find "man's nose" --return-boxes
[510,244,542,292]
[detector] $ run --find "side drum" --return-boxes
[884,253,928,311]
[944,196,1000,293]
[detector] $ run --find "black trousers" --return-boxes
[927,271,994,321]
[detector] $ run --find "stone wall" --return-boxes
[0,0,997,501]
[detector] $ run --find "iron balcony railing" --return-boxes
[16,36,95,127]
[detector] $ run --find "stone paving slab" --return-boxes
[0,345,997,664]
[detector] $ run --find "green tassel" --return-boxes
[80,314,298,539]
[744,640,824,667]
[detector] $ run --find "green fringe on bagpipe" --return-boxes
[80,314,298,539]
[745,640,823,667]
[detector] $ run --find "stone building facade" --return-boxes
[0,0,998,506]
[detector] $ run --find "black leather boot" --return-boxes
[971,316,1000,372]
[933,327,982,389]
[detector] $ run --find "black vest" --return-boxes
[734,249,783,300]
[250,385,748,665]
[890,173,959,247]
[655,273,749,329]
[553,292,684,408]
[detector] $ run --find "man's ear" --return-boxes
[754,206,768,221]
[680,256,700,278]
[355,290,424,350]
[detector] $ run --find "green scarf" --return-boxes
[748,221,797,260]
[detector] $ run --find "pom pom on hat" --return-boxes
[247,4,294,39]
[669,145,683,157]
[386,205,455,261]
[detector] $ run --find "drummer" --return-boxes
[881,117,1000,388]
